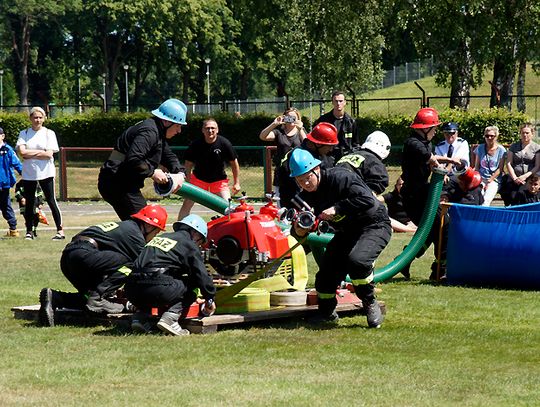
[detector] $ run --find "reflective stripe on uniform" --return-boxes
[350,272,374,285]
[118,266,132,276]
[317,292,336,300]
[337,154,365,169]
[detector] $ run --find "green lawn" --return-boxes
[1,204,539,406]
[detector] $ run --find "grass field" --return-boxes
[1,195,540,406]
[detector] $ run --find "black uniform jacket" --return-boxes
[299,167,389,232]
[337,148,389,194]
[74,219,147,267]
[133,228,216,300]
[100,117,183,189]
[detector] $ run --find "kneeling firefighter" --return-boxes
[289,149,392,328]
[125,214,216,336]
[38,204,167,327]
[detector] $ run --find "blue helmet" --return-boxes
[289,148,321,177]
[151,98,187,125]
[441,122,459,132]
[173,214,208,242]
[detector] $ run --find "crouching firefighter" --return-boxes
[124,214,216,336]
[289,149,391,328]
[38,204,167,327]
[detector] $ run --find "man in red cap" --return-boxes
[37,204,168,327]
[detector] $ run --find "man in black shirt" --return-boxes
[289,149,391,328]
[38,204,168,327]
[313,90,359,160]
[98,99,186,220]
[178,118,240,219]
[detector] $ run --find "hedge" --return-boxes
[0,108,531,149]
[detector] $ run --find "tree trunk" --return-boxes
[491,43,517,110]
[449,41,472,110]
[10,15,31,108]
[516,57,526,113]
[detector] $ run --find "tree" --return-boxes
[0,0,73,107]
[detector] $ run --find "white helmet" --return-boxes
[361,131,391,160]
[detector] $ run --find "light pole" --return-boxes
[204,58,211,114]
[308,55,313,130]
[123,65,129,112]
[102,73,107,112]
[77,72,81,113]
[0,69,4,110]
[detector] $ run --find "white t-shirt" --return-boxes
[16,127,59,180]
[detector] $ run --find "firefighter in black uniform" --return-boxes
[400,108,464,279]
[98,98,186,220]
[336,130,391,195]
[125,214,216,336]
[37,204,168,327]
[313,90,359,160]
[276,122,338,209]
[289,149,391,328]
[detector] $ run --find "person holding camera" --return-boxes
[288,148,391,329]
[259,107,306,198]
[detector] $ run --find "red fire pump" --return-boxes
[202,195,291,278]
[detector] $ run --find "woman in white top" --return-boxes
[474,126,506,206]
[16,107,64,240]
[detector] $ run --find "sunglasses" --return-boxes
[484,134,496,138]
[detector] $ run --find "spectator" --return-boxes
[125,214,216,336]
[37,204,167,327]
[14,180,48,237]
[177,118,240,220]
[511,173,540,205]
[0,127,23,238]
[435,122,470,177]
[474,126,506,206]
[400,108,463,278]
[259,107,306,200]
[336,130,391,195]
[276,122,338,209]
[288,148,391,328]
[378,177,418,233]
[98,98,186,220]
[16,106,64,240]
[500,123,540,206]
[313,90,358,160]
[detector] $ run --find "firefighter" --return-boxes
[276,122,338,209]
[98,99,186,220]
[289,149,391,328]
[124,214,216,336]
[400,108,464,279]
[336,130,391,195]
[38,204,168,327]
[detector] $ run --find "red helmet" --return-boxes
[410,107,441,129]
[458,167,482,190]
[306,123,338,145]
[131,204,168,230]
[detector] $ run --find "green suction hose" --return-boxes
[305,170,446,283]
[174,182,231,214]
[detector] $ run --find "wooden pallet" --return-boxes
[11,301,386,334]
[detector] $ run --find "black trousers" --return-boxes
[23,178,62,233]
[315,221,392,313]
[124,273,196,315]
[98,172,146,220]
[60,241,130,297]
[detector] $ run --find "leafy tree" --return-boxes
[0,0,74,107]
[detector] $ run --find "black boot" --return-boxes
[38,288,55,327]
[355,283,384,329]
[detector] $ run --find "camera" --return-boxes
[283,115,296,123]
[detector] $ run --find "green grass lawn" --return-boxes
[1,205,540,406]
